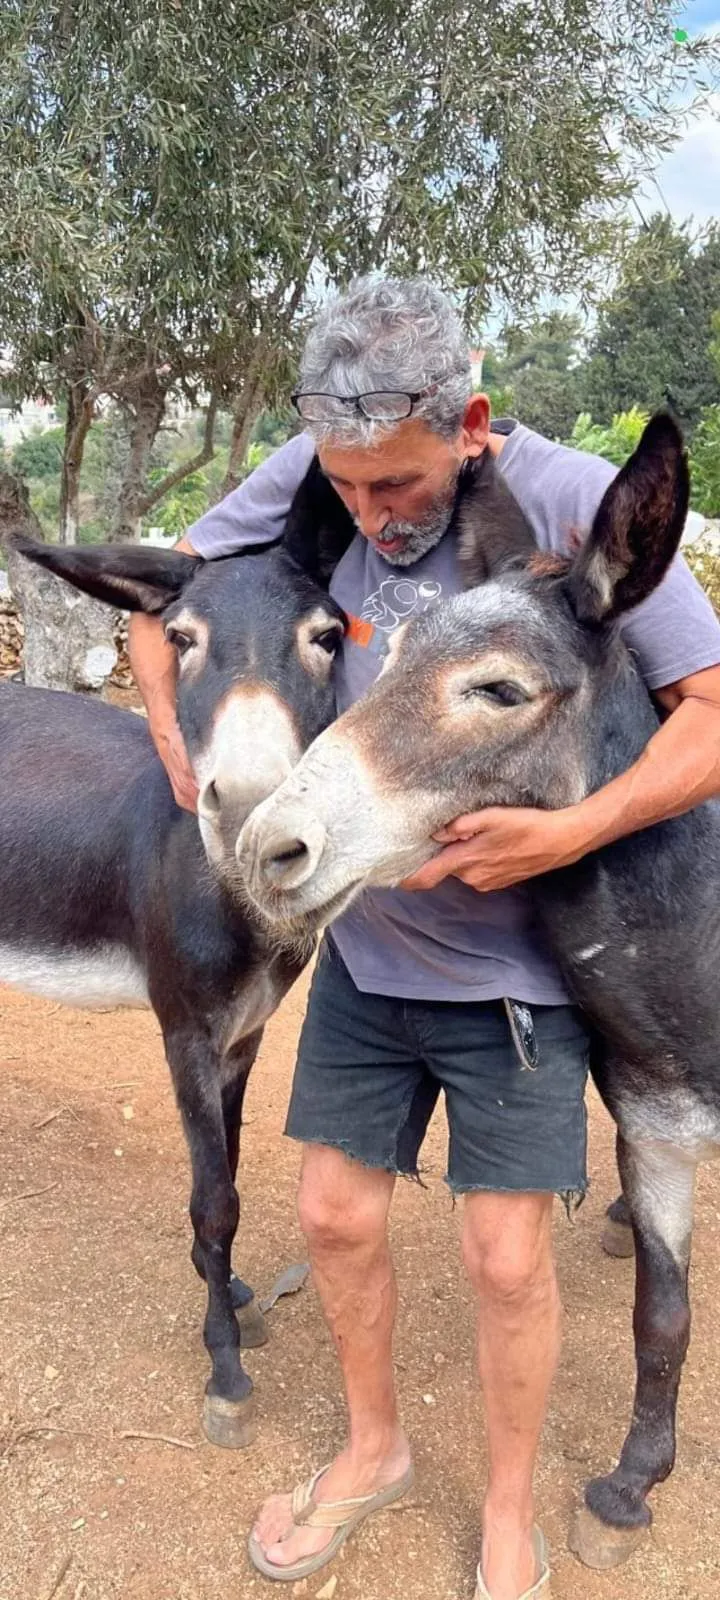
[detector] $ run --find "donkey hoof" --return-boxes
[601,1216,635,1258]
[237,1295,269,1349]
[202,1391,257,1449]
[569,1506,648,1569]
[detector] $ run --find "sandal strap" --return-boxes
[476,1568,549,1600]
[291,1466,401,1529]
[476,1526,550,1600]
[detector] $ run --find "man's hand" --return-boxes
[401,806,586,894]
[156,722,199,813]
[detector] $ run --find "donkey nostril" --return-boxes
[260,838,310,883]
[240,809,327,895]
[271,841,308,866]
[201,780,221,816]
[254,824,326,891]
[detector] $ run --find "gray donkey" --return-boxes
[238,414,720,1569]
[0,462,354,1448]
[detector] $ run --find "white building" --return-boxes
[0,398,59,451]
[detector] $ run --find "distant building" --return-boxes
[0,398,59,451]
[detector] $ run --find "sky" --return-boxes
[682,0,720,26]
[642,0,720,227]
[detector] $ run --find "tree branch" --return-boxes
[136,392,219,516]
[222,376,265,496]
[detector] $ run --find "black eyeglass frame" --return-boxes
[290,381,443,421]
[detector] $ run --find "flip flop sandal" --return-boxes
[475,1526,551,1599]
[247,1462,415,1583]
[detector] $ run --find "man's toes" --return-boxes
[253,1516,289,1547]
[265,1539,296,1569]
[253,1493,292,1547]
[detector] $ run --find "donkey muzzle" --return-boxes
[239,803,328,896]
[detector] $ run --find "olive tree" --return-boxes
[1,0,717,541]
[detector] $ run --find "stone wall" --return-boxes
[0,591,133,688]
[0,594,23,676]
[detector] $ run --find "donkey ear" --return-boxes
[6,537,202,613]
[281,458,356,587]
[565,413,689,625]
[454,451,537,589]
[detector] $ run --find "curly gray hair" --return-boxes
[298,276,473,447]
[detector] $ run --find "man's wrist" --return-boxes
[555,794,618,864]
[147,706,180,755]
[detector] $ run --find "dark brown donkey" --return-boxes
[0,464,354,1448]
[239,415,720,1567]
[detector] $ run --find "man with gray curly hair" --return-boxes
[129,276,720,1599]
[296,277,474,565]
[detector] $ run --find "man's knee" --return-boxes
[461,1192,557,1307]
[297,1144,394,1254]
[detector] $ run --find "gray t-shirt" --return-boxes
[189,424,720,1004]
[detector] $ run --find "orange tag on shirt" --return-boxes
[345,613,375,648]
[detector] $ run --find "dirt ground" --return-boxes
[1,977,719,1600]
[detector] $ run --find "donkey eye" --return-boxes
[166,628,194,657]
[464,681,529,707]
[311,628,342,655]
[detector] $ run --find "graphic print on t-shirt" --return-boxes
[359,575,442,632]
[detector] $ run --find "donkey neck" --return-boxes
[532,636,720,1055]
[582,636,660,796]
[534,631,717,946]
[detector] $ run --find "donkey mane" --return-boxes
[454,451,537,585]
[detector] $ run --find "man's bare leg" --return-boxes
[463,1191,560,1600]
[252,1144,411,1570]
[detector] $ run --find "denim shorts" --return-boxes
[285,938,590,1198]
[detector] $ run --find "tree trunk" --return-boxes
[59,381,95,545]
[221,374,265,498]
[137,392,219,521]
[0,471,118,693]
[0,470,44,546]
[110,372,167,542]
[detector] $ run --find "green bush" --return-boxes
[26,475,61,538]
[12,426,64,480]
[567,403,720,520]
[486,384,516,418]
[688,406,720,519]
[143,469,212,537]
[565,404,720,614]
[684,540,720,614]
[566,407,650,466]
[251,408,297,450]
[241,440,273,477]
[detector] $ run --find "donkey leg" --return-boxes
[571,1133,694,1569]
[222,1031,269,1349]
[602,1191,635,1258]
[167,1028,257,1449]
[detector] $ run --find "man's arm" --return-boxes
[128,433,315,810]
[402,664,720,893]
[128,535,199,811]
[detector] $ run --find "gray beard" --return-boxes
[359,483,457,567]
[374,519,446,566]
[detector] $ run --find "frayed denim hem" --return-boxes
[286,1131,427,1187]
[446,1178,589,1219]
